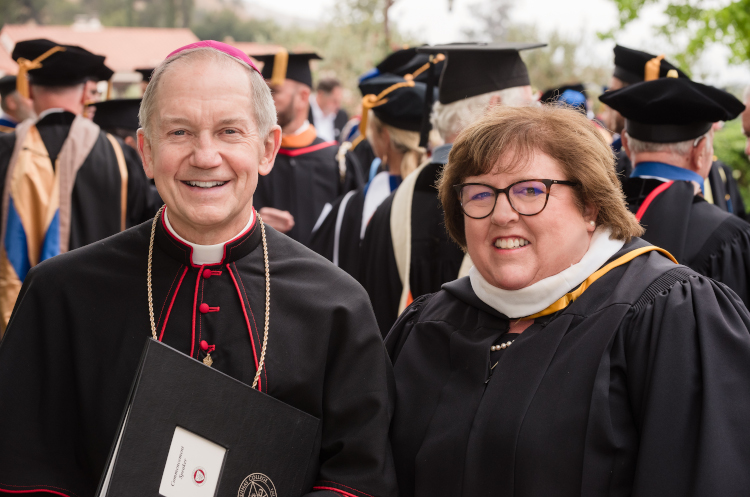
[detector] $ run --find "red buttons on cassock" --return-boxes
[202,269,212,279]
[199,303,209,313]
[200,340,208,351]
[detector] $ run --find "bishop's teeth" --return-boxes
[494,238,530,249]
[186,180,226,188]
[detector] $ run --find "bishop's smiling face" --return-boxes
[463,151,597,291]
[139,56,280,244]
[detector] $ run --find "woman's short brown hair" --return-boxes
[438,104,643,249]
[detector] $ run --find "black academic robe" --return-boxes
[0,213,397,497]
[344,140,378,190]
[387,238,750,496]
[623,177,750,307]
[309,188,366,279]
[360,148,465,337]
[0,111,161,243]
[253,138,343,247]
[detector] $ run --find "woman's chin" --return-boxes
[484,269,536,291]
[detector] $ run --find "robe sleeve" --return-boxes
[619,271,750,496]
[304,283,398,497]
[692,216,750,308]
[0,265,92,497]
[384,294,433,364]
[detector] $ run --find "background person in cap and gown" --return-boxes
[309,73,431,279]
[0,39,161,333]
[252,51,350,247]
[603,45,745,216]
[135,67,154,94]
[0,75,35,132]
[308,77,349,143]
[339,47,446,188]
[360,42,544,337]
[386,102,750,497]
[600,77,750,307]
[0,41,397,497]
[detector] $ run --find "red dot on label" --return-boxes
[202,269,211,279]
[200,340,208,351]
[199,303,209,313]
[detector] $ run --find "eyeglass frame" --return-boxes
[453,179,580,219]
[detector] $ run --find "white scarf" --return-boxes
[469,228,625,318]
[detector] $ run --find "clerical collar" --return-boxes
[469,228,625,319]
[631,161,704,193]
[158,208,259,267]
[37,108,66,120]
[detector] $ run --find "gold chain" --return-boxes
[147,206,270,390]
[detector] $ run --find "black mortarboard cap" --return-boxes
[599,77,745,142]
[358,74,435,132]
[91,98,142,132]
[135,68,155,83]
[613,45,689,84]
[254,51,321,88]
[417,42,545,104]
[0,76,16,98]
[12,38,113,95]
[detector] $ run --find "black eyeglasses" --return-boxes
[453,179,580,219]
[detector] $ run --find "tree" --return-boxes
[464,0,610,91]
[603,0,750,68]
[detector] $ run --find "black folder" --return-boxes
[97,338,320,497]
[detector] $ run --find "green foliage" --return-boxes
[603,0,750,66]
[191,9,278,43]
[714,118,750,206]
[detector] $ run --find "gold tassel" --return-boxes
[666,69,679,78]
[15,46,67,98]
[405,53,445,81]
[106,79,113,100]
[270,48,289,87]
[644,54,665,81]
[351,80,415,149]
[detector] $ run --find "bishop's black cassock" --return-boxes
[387,239,750,496]
[622,176,750,307]
[0,209,397,497]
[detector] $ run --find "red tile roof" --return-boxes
[0,24,201,74]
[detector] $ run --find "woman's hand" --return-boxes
[258,207,295,233]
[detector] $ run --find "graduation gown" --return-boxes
[623,176,750,307]
[0,212,397,497]
[309,172,401,279]
[253,130,342,247]
[360,145,465,337]
[386,238,750,496]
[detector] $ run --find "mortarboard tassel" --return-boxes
[351,80,415,149]
[415,54,445,148]
[15,45,66,99]
[270,49,289,87]
[644,54,665,82]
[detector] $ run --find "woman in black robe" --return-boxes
[387,104,750,496]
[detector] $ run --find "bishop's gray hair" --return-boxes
[430,86,534,142]
[139,47,276,140]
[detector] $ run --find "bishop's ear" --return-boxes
[259,125,282,177]
[137,129,154,179]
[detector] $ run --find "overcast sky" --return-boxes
[249,0,750,87]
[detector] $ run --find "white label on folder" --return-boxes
[158,426,226,497]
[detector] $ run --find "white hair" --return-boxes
[139,47,276,140]
[430,86,532,141]
[625,130,711,156]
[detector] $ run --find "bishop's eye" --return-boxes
[172,130,185,136]
[224,129,236,134]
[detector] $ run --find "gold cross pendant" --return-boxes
[203,353,213,367]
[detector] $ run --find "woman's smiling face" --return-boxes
[463,150,598,290]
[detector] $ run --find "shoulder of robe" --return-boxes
[0,130,15,154]
[385,292,436,362]
[27,220,152,284]
[263,224,372,300]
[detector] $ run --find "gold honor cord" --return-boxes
[644,54,665,82]
[270,48,289,88]
[522,246,678,321]
[16,46,67,98]
[405,53,445,81]
[351,80,416,149]
[147,206,271,390]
